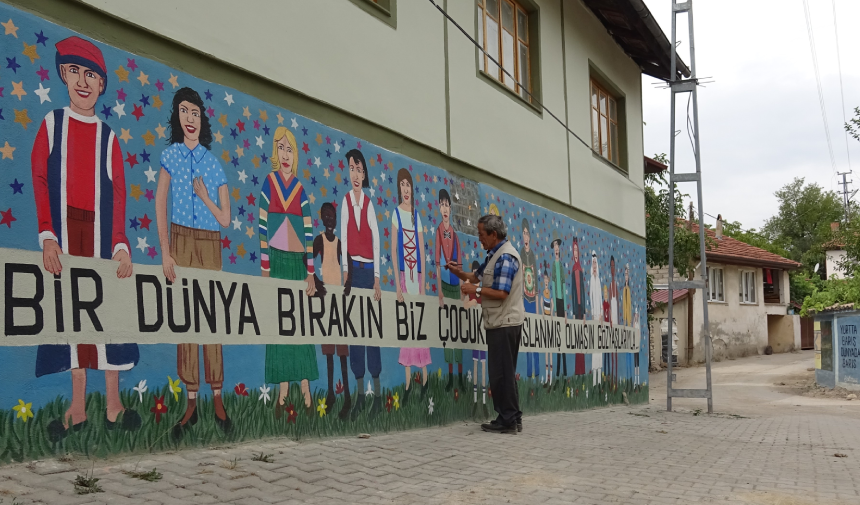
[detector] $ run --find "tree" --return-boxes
[760,177,843,276]
[644,154,705,314]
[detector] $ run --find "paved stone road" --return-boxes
[1,350,859,504]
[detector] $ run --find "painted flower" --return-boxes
[566,387,571,398]
[454,388,459,402]
[466,370,472,383]
[259,384,271,405]
[286,403,297,424]
[317,398,327,417]
[488,388,492,398]
[234,383,249,396]
[586,389,589,398]
[428,397,434,415]
[393,392,400,411]
[530,389,535,397]
[167,376,182,402]
[516,373,521,381]
[365,381,374,397]
[12,399,33,423]
[335,379,344,395]
[385,394,393,413]
[150,395,167,423]
[437,368,442,379]
[134,380,148,403]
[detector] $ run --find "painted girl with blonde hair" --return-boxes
[259,126,319,417]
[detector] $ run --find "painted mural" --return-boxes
[0,4,648,462]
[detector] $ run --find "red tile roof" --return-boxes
[651,289,688,307]
[690,223,801,270]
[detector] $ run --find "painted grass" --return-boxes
[0,373,647,464]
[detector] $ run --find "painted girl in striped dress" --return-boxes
[260,126,319,417]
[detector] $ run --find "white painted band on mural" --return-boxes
[2,248,639,353]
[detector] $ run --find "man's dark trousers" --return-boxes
[487,324,522,426]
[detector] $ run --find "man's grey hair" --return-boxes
[478,214,507,240]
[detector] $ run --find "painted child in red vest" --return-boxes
[30,36,139,441]
[340,149,383,419]
[313,202,351,419]
[435,188,464,392]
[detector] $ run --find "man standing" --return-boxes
[31,36,140,442]
[447,214,523,434]
[550,234,567,385]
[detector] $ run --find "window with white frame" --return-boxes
[739,270,757,304]
[707,266,724,302]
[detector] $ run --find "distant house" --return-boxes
[648,219,802,367]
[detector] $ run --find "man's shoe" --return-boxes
[517,420,523,432]
[481,421,516,434]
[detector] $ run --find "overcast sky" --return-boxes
[639,0,860,230]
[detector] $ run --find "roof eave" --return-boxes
[581,0,691,81]
[705,253,802,271]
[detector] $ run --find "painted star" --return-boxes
[34,30,48,46]
[333,142,340,153]
[129,184,143,201]
[6,57,21,74]
[314,157,321,168]
[0,208,16,228]
[242,106,251,120]
[262,125,270,135]
[34,83,52,103]
[119,128,133,143]
[206,106,214,118]
[135,236,149,253]
[154,79,164,91]
[0,142,15,160]
[235,120,245,133]
[237,169,248,183]
[9,179,23,194]
[231,157,239,167]
[139,214,152,230]
[155,123,166,139]
[301,127,308,136]
[168,73,179,88]
[114,65,129,83]
[214,130,224,143]
[232,187,241,201]
[275,112,283,125]
[1,18,18,38]
[255,135,264,149]
[147,246,158,259]
[10,81,26,100]
[145,189,154,202]
[221,236,232,249]
[113,101,126,118]
[246,193,256,206]
[218,113,228,128]
[251,156,260,169]
[224,91,234,105]
[131,104,145,121]
[230,128,237,139]
[139,94,150,107]
[21,42,39,64]
[259,109,268,121]
[237,243,247,258]
[35,65,49,81]
[100,104,112,120]
[125,152,139,168]
[13,109,31,129]
[129,217,140,230]
[140,149,151,163]
[245,226,255,238]
[251,175,259,186]
[204,89,212,100]
[141,130,156,146]
[232,216,242,230]
[144,166,157,182]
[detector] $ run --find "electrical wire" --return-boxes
[426,0,591,151]
[686,93,696,158]
[802,0,839,175]
[831,0,853,172]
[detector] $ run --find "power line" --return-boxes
[426,0,591,152]
[831,0,852,172]
[802,0,838,175]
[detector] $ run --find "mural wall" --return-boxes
[0,4,648,462]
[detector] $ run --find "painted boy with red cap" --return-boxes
[30,36,139,441]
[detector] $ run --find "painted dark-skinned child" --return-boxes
[312,202,352,420]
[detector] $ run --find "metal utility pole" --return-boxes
[666,0,713,413]
[837,171,856,222]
